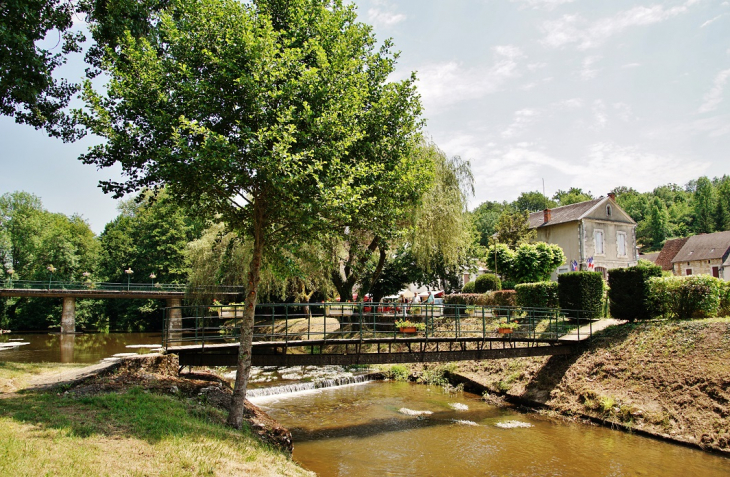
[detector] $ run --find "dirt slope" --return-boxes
[450,318,730,453]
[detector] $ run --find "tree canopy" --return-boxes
[75,0,426,427]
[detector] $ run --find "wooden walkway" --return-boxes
[558,319,626,342]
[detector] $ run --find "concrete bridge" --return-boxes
[163,302,602,367]
[0,281,243,334]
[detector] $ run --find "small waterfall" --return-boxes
[247,373,376,398]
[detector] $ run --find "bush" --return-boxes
[647,275,722,319]
[444,293,489,306]
[484,290,517,308]
[474,273,501,293]
[720,281,730,317]
[461,281,476,293]
[557,271,604,318]
[501,280,516,290]
[608,263,662,321]
[515,282,559,309]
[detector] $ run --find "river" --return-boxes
[251,380,730,477]
[0,332,161,363]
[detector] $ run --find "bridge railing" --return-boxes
[0,280,245,294]
[162,302,596,349]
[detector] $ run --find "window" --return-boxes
[594,230,604,255]
[685,269,693,275]
[558,267,569,274]
[712,266,720,278]
[606,205,612,217]
[617,232,627,257]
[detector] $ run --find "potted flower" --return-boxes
[497,319,519,334]
[394,319,426,334]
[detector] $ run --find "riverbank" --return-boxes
[409,318,730,455]
[0,355,313,476]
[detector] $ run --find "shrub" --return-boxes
[557,271,604,318]
[647,275,722,319]
[607,263,662,321]
[443,293,489,306]
[515,281,559,309]
[461,281,476,293]
[485,290,517,308]
[720,281,730,317]
[474,273,501,293]
[501,280,516,290]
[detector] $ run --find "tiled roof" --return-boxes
[672,231,730,264]
[639,252,660,263]
[655,237,689,270]
[528,198,603,228]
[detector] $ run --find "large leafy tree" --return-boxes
[494,209,535,248]
[513,191,555,213]
[693,176,716,234]
[552,187,593,206]
[0,0,83,137]
[76,0,425,428]
[485,242,565,284]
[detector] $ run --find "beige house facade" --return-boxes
[528,195,638,280]
[670,231,730,280]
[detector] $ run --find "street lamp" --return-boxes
[47,265,56,289]
[149,273,157,288]
[125,268,134,291]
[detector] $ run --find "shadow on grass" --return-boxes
[0,386,240,443]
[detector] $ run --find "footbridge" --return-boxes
[0,280,244,334]
[163,302,603,367]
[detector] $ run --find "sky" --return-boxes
[1,0,729,234]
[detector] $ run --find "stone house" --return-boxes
[670,231,730,280]
[528,194,638,280]
[654,237,689,272]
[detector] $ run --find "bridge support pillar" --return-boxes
[166,298,183,344]
[61,297,75,334]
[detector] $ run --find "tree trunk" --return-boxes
[227,202,265,429]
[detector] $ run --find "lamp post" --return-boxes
[150,273,156,288]
[47,265,56,289]
[125,268,133,291]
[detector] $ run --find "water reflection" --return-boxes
[254,381,730,477]
[59,334,75,363]
[0,333,161,363]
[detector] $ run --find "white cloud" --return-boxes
[579,56,601,80]
[415,46,524,113]
[367,1,406,27]
[698,68,730,113]
[701,14,726,28]
[621,62,642,68]
[592,100,607,129]
[541,0,700,49]
[502,109,540,138]
[613,102,634,122]
[556,98,584,108]
[512,0,577,10]
[527,62,548,71]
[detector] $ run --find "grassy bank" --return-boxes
[0,362,313,476]
[413,318,730,454]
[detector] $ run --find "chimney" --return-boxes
[543,208,551,223]
[607,192,616,201]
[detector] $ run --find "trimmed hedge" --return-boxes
[647,275,722,319]
[485,290,517,308]
[557,271,604,318]
[515,282,559,309]
[608,264,662,321]
[462,281,476,293]
[444,293,489,306]
[720,281,730,317]
[474,273,501,293]
[501,280,516,291]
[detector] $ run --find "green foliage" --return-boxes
[461,281,476,293]
[693,176,716,234]
[552,188,594,206]
[557,271,604,318]
[394,319,425,331]
[514,191,556,213]
[515,281,559,308]
[0,0,83,137]
[719,281,730,317]
[471,200,508,247]
[486,290,517,308]
[501,280,516,290]
[444,293,490,306]
[485,242,565,284]
[647,275,722,319]
[383,364,410,381]
[607,263,662,321]
[474,273,501,293]
[494,210,535,248]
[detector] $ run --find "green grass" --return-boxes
[0,386,312,476]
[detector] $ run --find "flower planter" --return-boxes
[399,327,418,334]
[498,327,513,334]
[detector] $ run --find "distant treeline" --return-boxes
[471,175,730,253]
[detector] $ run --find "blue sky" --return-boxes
[1,0,729,233]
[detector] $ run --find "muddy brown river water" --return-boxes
[252,380,730,477]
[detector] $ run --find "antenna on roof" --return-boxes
[542,178,545,199]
